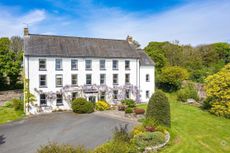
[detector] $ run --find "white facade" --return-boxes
[23,31,155,114]
[139,66,155,102]
[24,56,154,114]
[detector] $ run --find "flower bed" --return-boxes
[143,131,170,153]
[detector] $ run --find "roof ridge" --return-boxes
[29,34,126,42]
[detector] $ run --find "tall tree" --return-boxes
[0,37,23,89]
[144,42,168,69]
[212,42,230,64]
[10,36,24,54]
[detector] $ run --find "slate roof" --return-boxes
[137,49,155,66]
[24,34,154,65]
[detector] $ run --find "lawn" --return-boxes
[137,93,230,153]
[0,106,24,124]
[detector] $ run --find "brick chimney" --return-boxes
[24,27,29,36]
[126,35,133,44]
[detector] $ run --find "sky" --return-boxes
[0,0,230,47]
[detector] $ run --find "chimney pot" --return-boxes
[127,35,133,44]
[24,27,29,36]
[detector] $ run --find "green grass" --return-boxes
[0,106,25,124]
[137,93,230,153]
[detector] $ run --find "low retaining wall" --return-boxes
[0,90,23,106]
[144,131,170,153]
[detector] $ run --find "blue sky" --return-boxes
[0,0,230,47]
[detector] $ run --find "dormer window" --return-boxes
[39,59,46,71]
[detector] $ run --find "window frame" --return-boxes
[113,90,118,100]
[100,60,106,70]
[125,60,130,70]
[72,92,78,101]
[39,75,47,88]
[125,73,130,84]
[56,74,63,87]
[100,74,106,85]
[56,94,63,106]
[113,74,118,85]
[100,91,106,100]
[146,90,150,99]
[55,59,63,71]
[71,59,78,70]
[39,59,46,71]
[86,74,92,85]
[71,74,78,86]
[146,74,150,82]
[112,60,118,70]
[125,89,130,99]
[40,94,47,106]
[85,59,92,70]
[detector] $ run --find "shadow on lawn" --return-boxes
[0,135,6,145]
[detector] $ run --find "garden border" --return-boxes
[144,131,170,153]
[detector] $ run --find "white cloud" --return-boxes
[20,10,46,25]
[0,8,46,37]
[84,0,230,47]
[0,0,230,47]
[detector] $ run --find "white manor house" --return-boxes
[23,28,155,114]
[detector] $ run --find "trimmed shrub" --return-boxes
[71,98,94,113]
[125,107,133,114]
[95,100,110,111]
[131,131,165,151]
[159,66,189,92]
[146,90,171,127]
[121,99,136,108]
[37,142,89,153]
[177,84,199,102]
[134,108,145,115]
[12,98,24,111]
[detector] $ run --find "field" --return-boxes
[137,94,230,153]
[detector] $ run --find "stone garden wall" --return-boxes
[0,90,23,106]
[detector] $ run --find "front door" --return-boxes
[88,96,96,103]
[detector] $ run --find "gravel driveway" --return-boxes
[0,112,135,153]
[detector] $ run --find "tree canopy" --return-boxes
[0,37,23,90]
[144,41,230,83]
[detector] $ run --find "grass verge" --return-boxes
[0,106,24,124]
